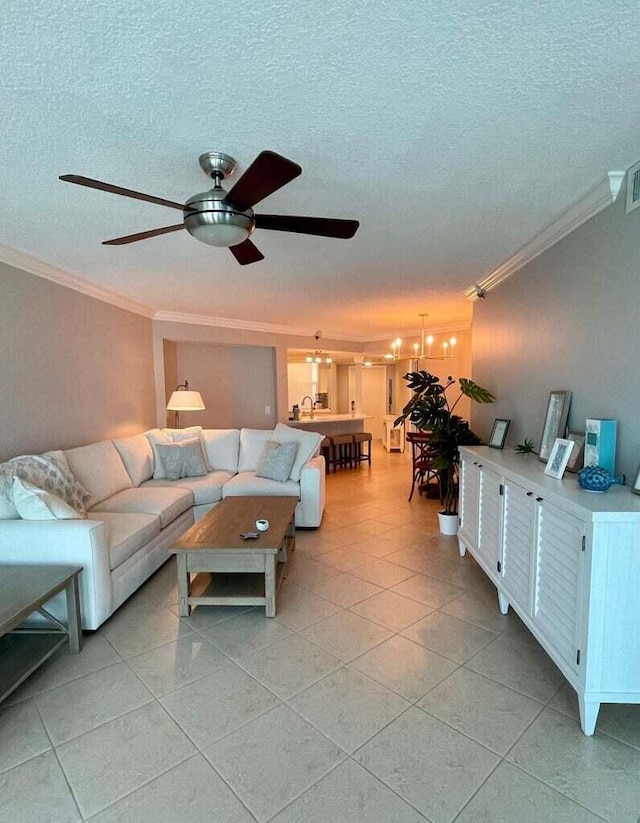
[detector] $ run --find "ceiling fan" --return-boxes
[60,151,360,265]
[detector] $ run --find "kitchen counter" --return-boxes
[287,414,372,436]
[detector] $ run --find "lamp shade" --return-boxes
[167,390,205,411]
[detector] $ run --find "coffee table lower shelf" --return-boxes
[176,552,288,617]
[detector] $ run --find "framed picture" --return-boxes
[633,464,640,496]
[539,390,572,462]
[488,418,510,449]
[544,438,575,479]
[565,431,585,473]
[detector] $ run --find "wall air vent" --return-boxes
[625,160,640,214]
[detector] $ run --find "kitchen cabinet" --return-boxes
[457,446,640,735]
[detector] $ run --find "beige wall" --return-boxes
[166,342,276,429]
[0,264,156,460]
[471,178,640,480]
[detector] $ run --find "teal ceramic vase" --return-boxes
[577,466,624,492]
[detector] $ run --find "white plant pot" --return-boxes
[438,511,458,536]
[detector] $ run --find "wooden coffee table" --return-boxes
[170,496,297,618]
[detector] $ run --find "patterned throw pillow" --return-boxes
[0,452,90,517]
[255,440,298,483]
[155,438,209,481]
[12,476,86,520]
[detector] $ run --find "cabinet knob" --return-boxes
[526,492,533,497]
[478,464,483,468]
[536,496,543,502]
[473,461,478,466]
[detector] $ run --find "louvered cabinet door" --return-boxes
[501,480,535,614]
[458,455,479,551]
[476,465,502,575]
[534,499,585,674]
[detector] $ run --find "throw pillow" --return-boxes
[272,423,324,481]
[155,438,209,481]
[145,429,172,479]
[43,451,91,512]
[0,453,89,517]
[255,440,298,483]
[165,426,212,471]
[12,477,86,520]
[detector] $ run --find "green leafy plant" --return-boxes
[515,438,535,455]
[395,372,495,514]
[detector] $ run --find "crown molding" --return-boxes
[153,310,322,338]
[0,242,155,317]
[464,170,625,301]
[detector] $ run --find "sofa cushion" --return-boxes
[202,429,240,473]
[256,441,298,482]
[237,429,274,473]
[155,438,208,481]
[272,423,324,481]
[113,434,154,487]
[90,486,193,529]
[89,511,161,571]
[222,471,300,498]
[142,470,233,506]
[12,477,85,520]
[65,441,133,507]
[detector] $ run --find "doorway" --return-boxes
[348,366,387,440]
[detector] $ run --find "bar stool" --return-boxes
[320,437,332,473]
[329,433,355,471]
[353,432,372,467]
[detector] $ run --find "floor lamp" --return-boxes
[166,380,205,427]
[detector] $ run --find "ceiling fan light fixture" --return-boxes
[185,218,251,247]
[184,187,254,247]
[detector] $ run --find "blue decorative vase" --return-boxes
[577,466,624,492]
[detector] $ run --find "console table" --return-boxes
[0,564,83,703]
[457,446,640,735]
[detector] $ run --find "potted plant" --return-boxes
[395,371,495,534]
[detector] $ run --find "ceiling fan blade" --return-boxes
[224,151,302,211]
[59,175,188,212]
[254,214,359,239]
[229,238,265,265]
[102,224,185,245]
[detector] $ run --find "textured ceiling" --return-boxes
[2,1,639,340]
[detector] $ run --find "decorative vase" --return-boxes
[437,511,459,536]
[577,465,624,493]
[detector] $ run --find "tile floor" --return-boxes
[2,444,640,822]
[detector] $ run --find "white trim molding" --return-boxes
[153,310,319,338]
[0,242,155,317]
[464,171,625,301]
[154,310,378,342]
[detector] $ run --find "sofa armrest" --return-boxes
[0,519,112,629]
[297,455,326,527]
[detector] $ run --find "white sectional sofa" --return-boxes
[0,425,325,630]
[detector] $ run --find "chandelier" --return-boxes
[385,315,457,360]
[305,350,332,364]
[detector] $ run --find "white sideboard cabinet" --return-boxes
[458,445,640,735]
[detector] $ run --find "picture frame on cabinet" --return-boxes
[633,464,640,496]
[565,431,585,473]
[488,418,510,449]
[539,390,572,462]
[544,437,575,478]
